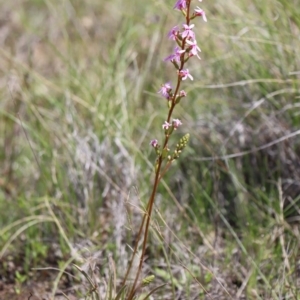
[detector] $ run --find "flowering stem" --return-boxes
[122,0,206,297]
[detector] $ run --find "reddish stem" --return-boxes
[124,3,192,299]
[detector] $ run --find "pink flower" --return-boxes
[186,39,201,59]
[164,46,185,64]
[150,139,158,148]
[174,0,187,10]
[182,24,195,40]
[178,69,193,80]
[168,25,179,40]
[162,121,171,130]
[179,90,187,97]
[195,7,207,22]
[172,119,182,129]
[158,83,172,98]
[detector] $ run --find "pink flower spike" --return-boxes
[174,0,187,10]
[186,39,201,59]
[162,121,171,130]
[158,83,172,98]
[178,69,193,81]
[182,24,195,40]
[150,139,158,148]
[195,7,207,22]
[172,119,182,129]
[168,25,179,40]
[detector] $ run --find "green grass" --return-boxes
[0,0,300,299]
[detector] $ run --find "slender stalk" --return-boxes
[122,0,206,298]
[121,179,156,286]
[126,72,186,298]
[127,27,190,297]
[127,156,163,299]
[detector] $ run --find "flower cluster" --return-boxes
[165,3,206,75]
[162,119,183,131]
[151,0,206,160]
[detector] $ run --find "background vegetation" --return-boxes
[0,0,300,299]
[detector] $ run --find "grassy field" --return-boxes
[1,0,300,299]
